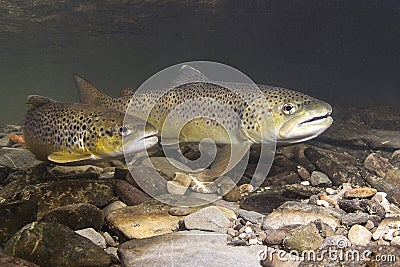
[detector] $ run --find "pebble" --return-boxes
[103,231,119,247]
[283,223,324,251]
[237,209,264,224]
[372,192,391,212]
[238,184,254,194]
[168,206,192,216]
[316,199,330,208]
[347,225,371,246]
[102,201,127,218]
[244,226,253,234]
[75,228,107,249]
[297,166,311,181]
[300,181,310,186]
[391,236,400,248]
[227,229,238,237]
[341,212,369,226]
[344,187,377,199]
[364,153,394,177]
[184,206,231,234]
[320,235,351,249]
[364,220,375,231]
[310,171,332,187]
[105,247,119,262]
[325,188,336,195]
[248,238,258,245]
[166,172,192,195]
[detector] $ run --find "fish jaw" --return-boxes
[121,135,159,156]
[276,102,333,144]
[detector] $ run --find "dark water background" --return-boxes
[0,0,399,125]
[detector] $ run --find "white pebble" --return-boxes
[248,238,258,245]
[316,199,330,208]
[244,226,253,234]
[300,181,310,186]
[238,233,247,239]
[325,188,336,195]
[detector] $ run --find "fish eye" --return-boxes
[282,103,296,114]
[119,126,130,136]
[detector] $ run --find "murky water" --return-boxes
[0,0,399,125]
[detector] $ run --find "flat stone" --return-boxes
[113,179,151,205]
[240,189,302,214]
[260,247,301,267]
[364,153,394,177]
[344,187,377,198]
[118,230,263,266]
[283,223,324,251]
[347,224,371,246]
[105,199,182,239]
[40,203,104,230]
[264,228,291,245]
[0,200,37,243]
[168,206,192,216]
[310,171,332,187]
[126,165,168,197]
[341,212,369,226]
[184,206,230,234]
[49,165,104,176]
[263,201,344,231]
[0,147,44,172]
[75,228,107,249]
[362,172,400,206]
[19,179,114,218]
[237,209,265,224]
[384,169,400,188]
[304,146,364,186]
[0,252,39,267]
[4,222,111,267]
[102,200,127,218]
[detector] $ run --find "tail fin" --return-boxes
[73,74,110,105]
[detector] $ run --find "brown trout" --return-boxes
[74,70,333,176]
[23,95,158,163]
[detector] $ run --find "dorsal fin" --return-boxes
[73,74,111,105]
[172,64,210,87]
[120,87,135,97]
[27,95,54,107]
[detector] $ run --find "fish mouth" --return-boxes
[300,111,332,125]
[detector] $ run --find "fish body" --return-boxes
[75,75,333,146]
[23,95,158,163]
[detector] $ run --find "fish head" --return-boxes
[268,88,333,144]
[90,111,158,158]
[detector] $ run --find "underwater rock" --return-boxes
[372,218,400,241]
[309,171,332,187]
[126,165,169,197]
[263,228,291,245]
[0,252,39,267]
[304,147,364,186]
[347,224,371,246]
[284,184,325,197]
[105,199,182,239]
[362,173,400,207]
[261,171,301,187]
[102,200,127,218]
[48,165,104,176]
[0,147,44,172]
[184,206,231,234]
[384,169,400,188]
[364,153,395,177]
[75,228,107,249]
[320,121,400,150]
[240,188,302,214]
[262,201,345,231]
[283,222,324,251]
[236,209,265,224]
[113,179,151,205]
[40,203,104,230]
[118,230,263,266]
[344,187,377,198]
[0,200,37,244]
[4,222,111,267]
[341,212,369,226]
[166,172,191,195]
[19,179,114,218]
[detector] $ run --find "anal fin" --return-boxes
[48,151,94,163]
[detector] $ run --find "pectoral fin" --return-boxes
[206,141,252,177]
[48,152,94,163]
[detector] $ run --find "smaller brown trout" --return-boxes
[23,95,158,163]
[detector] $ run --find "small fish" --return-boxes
[23,95,158,163]
[74,67,333,177]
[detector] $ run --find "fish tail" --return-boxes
[74,74,111,105]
